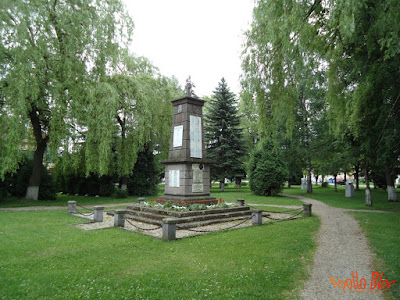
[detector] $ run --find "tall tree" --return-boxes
[204,78,247,191]
[322,0,400,204]
[0,0,133,200]
[241,0,325,193]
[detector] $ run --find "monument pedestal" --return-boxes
[160,96,215,203]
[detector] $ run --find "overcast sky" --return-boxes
[124,0,254,97]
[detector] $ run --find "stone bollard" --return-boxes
[162,218,179,241]
[345,182,355,198]
[303,204,312,217]
[114,209,125,227]
[138,198,145,205]
[93,206,104,222]
[68,201,77,214]
[237,199,245,206]
[251,210,263,226]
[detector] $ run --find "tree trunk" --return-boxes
[355,165,360,190]
[26,107,49,201]
[365,167,372,207]
[314,175,318,186]
[306,156,312,193]
[334,174,337,192]
[26,140,47,200]
[344,173,347,182]
[220,180,225,192]
[385,164,398,202]
[288,179,292,188]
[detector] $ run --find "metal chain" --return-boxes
[261,207,303,214]
[264,210,304,222]
[176,213,256,233]
[75,208,94,217]
[125,219,162,231]
[77,204,94,211]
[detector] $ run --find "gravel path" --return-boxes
[281,194,383,299]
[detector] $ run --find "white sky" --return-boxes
[124,0,255,97]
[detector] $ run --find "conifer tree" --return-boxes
[204,78,246,191]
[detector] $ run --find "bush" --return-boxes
[321,182,329,188]
[127,146,159,196]
[113,187,128,199]
[249,141,289,196]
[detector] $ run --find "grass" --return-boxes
[0,209,319,299]
[350,212,400,299]
[0,183,304,208]
[282,185,400,211]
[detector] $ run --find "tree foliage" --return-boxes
[241,0,400,203]
[0,0,133,199]
[249,141,289,196]
[204,78,247,186]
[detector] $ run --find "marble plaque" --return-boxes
[192,164,203,183]
[169,170,180,187]
[173,125,183,147]
[190,115,202,158]
[192,184,203,193]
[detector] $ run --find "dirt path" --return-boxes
[281,194,383,299]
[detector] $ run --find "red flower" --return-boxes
[185,200,188,204]
[220,198,222,202]
[179,200,182,205]
[215,200,218,204]
[203,200,206,204]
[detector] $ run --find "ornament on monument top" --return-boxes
[185,76,197,98]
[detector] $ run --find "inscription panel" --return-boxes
[169,170,180,187]
[190,115,202,158]
[173,125,183,147]
[192,164,203,192]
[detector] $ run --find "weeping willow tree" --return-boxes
[0,0,133,200]
[241,0,325,193]
[81,53,181,190]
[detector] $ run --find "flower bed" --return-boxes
[143,198,236,211]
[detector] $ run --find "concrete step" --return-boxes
[124,213,253,229]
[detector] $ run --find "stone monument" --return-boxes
[160,78,216,203]
[345,181,355,198]
[301,178,307,190]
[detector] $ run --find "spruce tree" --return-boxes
[204,78,246,191]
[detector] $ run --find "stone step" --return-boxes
[125,204,250,218]
[124,214,253,229]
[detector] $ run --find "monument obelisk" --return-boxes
[160,78,216,203]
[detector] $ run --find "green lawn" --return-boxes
[351,212,400,300]
[282,185,400,211]
[211,184,303,206]
[0,209,319,299]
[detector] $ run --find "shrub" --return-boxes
[113,187,128,199]
[321,182,329,188]
[249,141,289,196]
[127,146,159,196]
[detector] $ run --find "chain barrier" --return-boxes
[75,205,94,217]
[260,207,303,214]
[176,213,256,233]
[264,209,304,222]
[125,219,162,231]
